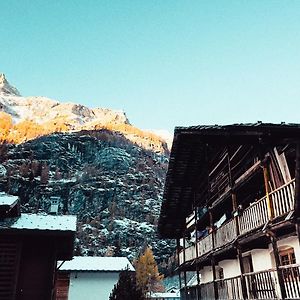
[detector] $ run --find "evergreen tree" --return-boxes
[135,246,164,296]
[109,269,144,300]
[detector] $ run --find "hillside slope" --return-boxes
[0,74,174,263]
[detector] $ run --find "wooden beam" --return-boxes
[236,244,248,300]
[269,233,287,299]
[234,160,261,187]
[209,210,218,299]
[263,163,275,220]
[176,238,182,290]
[294,142,300,248]
[193,213,201,300]
[211,255,218,300]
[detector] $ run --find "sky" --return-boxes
[1,1,300,133]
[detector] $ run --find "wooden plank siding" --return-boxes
[0,239,20,300]
[55,272,70,300]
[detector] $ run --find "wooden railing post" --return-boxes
[236,244,248,300]
[176,238,182,290]
[194,206,201,300]
[228,147,248,299]
[269,232,287,299]
[263,163,275,220]
[211,255,218,300]
[294,142,300,247]
[208,210,219,299]
[182,236,188,299]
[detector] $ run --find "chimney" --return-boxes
[49,196,60,215]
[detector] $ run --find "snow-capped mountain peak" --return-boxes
[0,74,129,128]
[0,73,21,96]
[0,75,169,153]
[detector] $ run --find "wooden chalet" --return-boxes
[158,123,300,300]
[0,193,77,300]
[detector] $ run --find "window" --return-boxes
[280,248,296,266]
[279,247,299,281]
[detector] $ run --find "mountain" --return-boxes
[0,73,128,127]
[0,74,175,265]
[0,73,21,96]
[0,75,168,155]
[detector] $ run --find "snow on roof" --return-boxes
[59,256,135,272]
[0,213,77,232]
[0,193,18,206]
[148,292,180,298]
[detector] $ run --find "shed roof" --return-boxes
[158,122,300,239]
[149,292,180,298]
[58,256,135,272]
[0,213,77,232]
[0,193,18,206]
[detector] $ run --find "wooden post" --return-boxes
[211,255,218,300]
[259,141,275,220]
[236,244,248,300]
[269,232,287,299]
[227,148,247,299]
[209,210,218,299]
[183,237,188,299]
[176,238,182,290]
[262,163,275,220]
[194,206,201,300]
[294,142,300,246]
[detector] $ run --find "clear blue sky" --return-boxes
[1,1,300,132]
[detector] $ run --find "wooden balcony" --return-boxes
[198,233,213,257]
[239,179,295,235]
[270,179,295,219]
[216,275,243,300]
[181,265,300,300]
[179,180,295,266]
[179,234,213,265]
[238,195,269,235]
[214,218,237,249]
[179,244,196,265]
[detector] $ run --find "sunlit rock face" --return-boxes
[0,74,169,153]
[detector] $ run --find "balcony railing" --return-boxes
[185,244,196,262]
[239,179,295,235]
[179,234,213,265]
[270,179,295,219]
[198,233,213,257]
[179,180,296,266]
[181,265,300,300]
[214,218,237,249]
[238,195,269,235]
[279,264,300,299]
[216,275,243,300]
[178,243,197,265]
[243,269,278,300]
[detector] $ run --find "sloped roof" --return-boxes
[0,213,77,232]
[158,122,300,239]
[58,256,135,272]
[0,193,18,206]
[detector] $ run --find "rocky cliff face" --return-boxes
[0,75,174,263]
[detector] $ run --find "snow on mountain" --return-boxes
[147,129,173,149]
[0,74,168,154]
[0,74,129,128]
[0,73,21,96]
[0,74,174,265]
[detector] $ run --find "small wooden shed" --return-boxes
[0,192,77,300]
